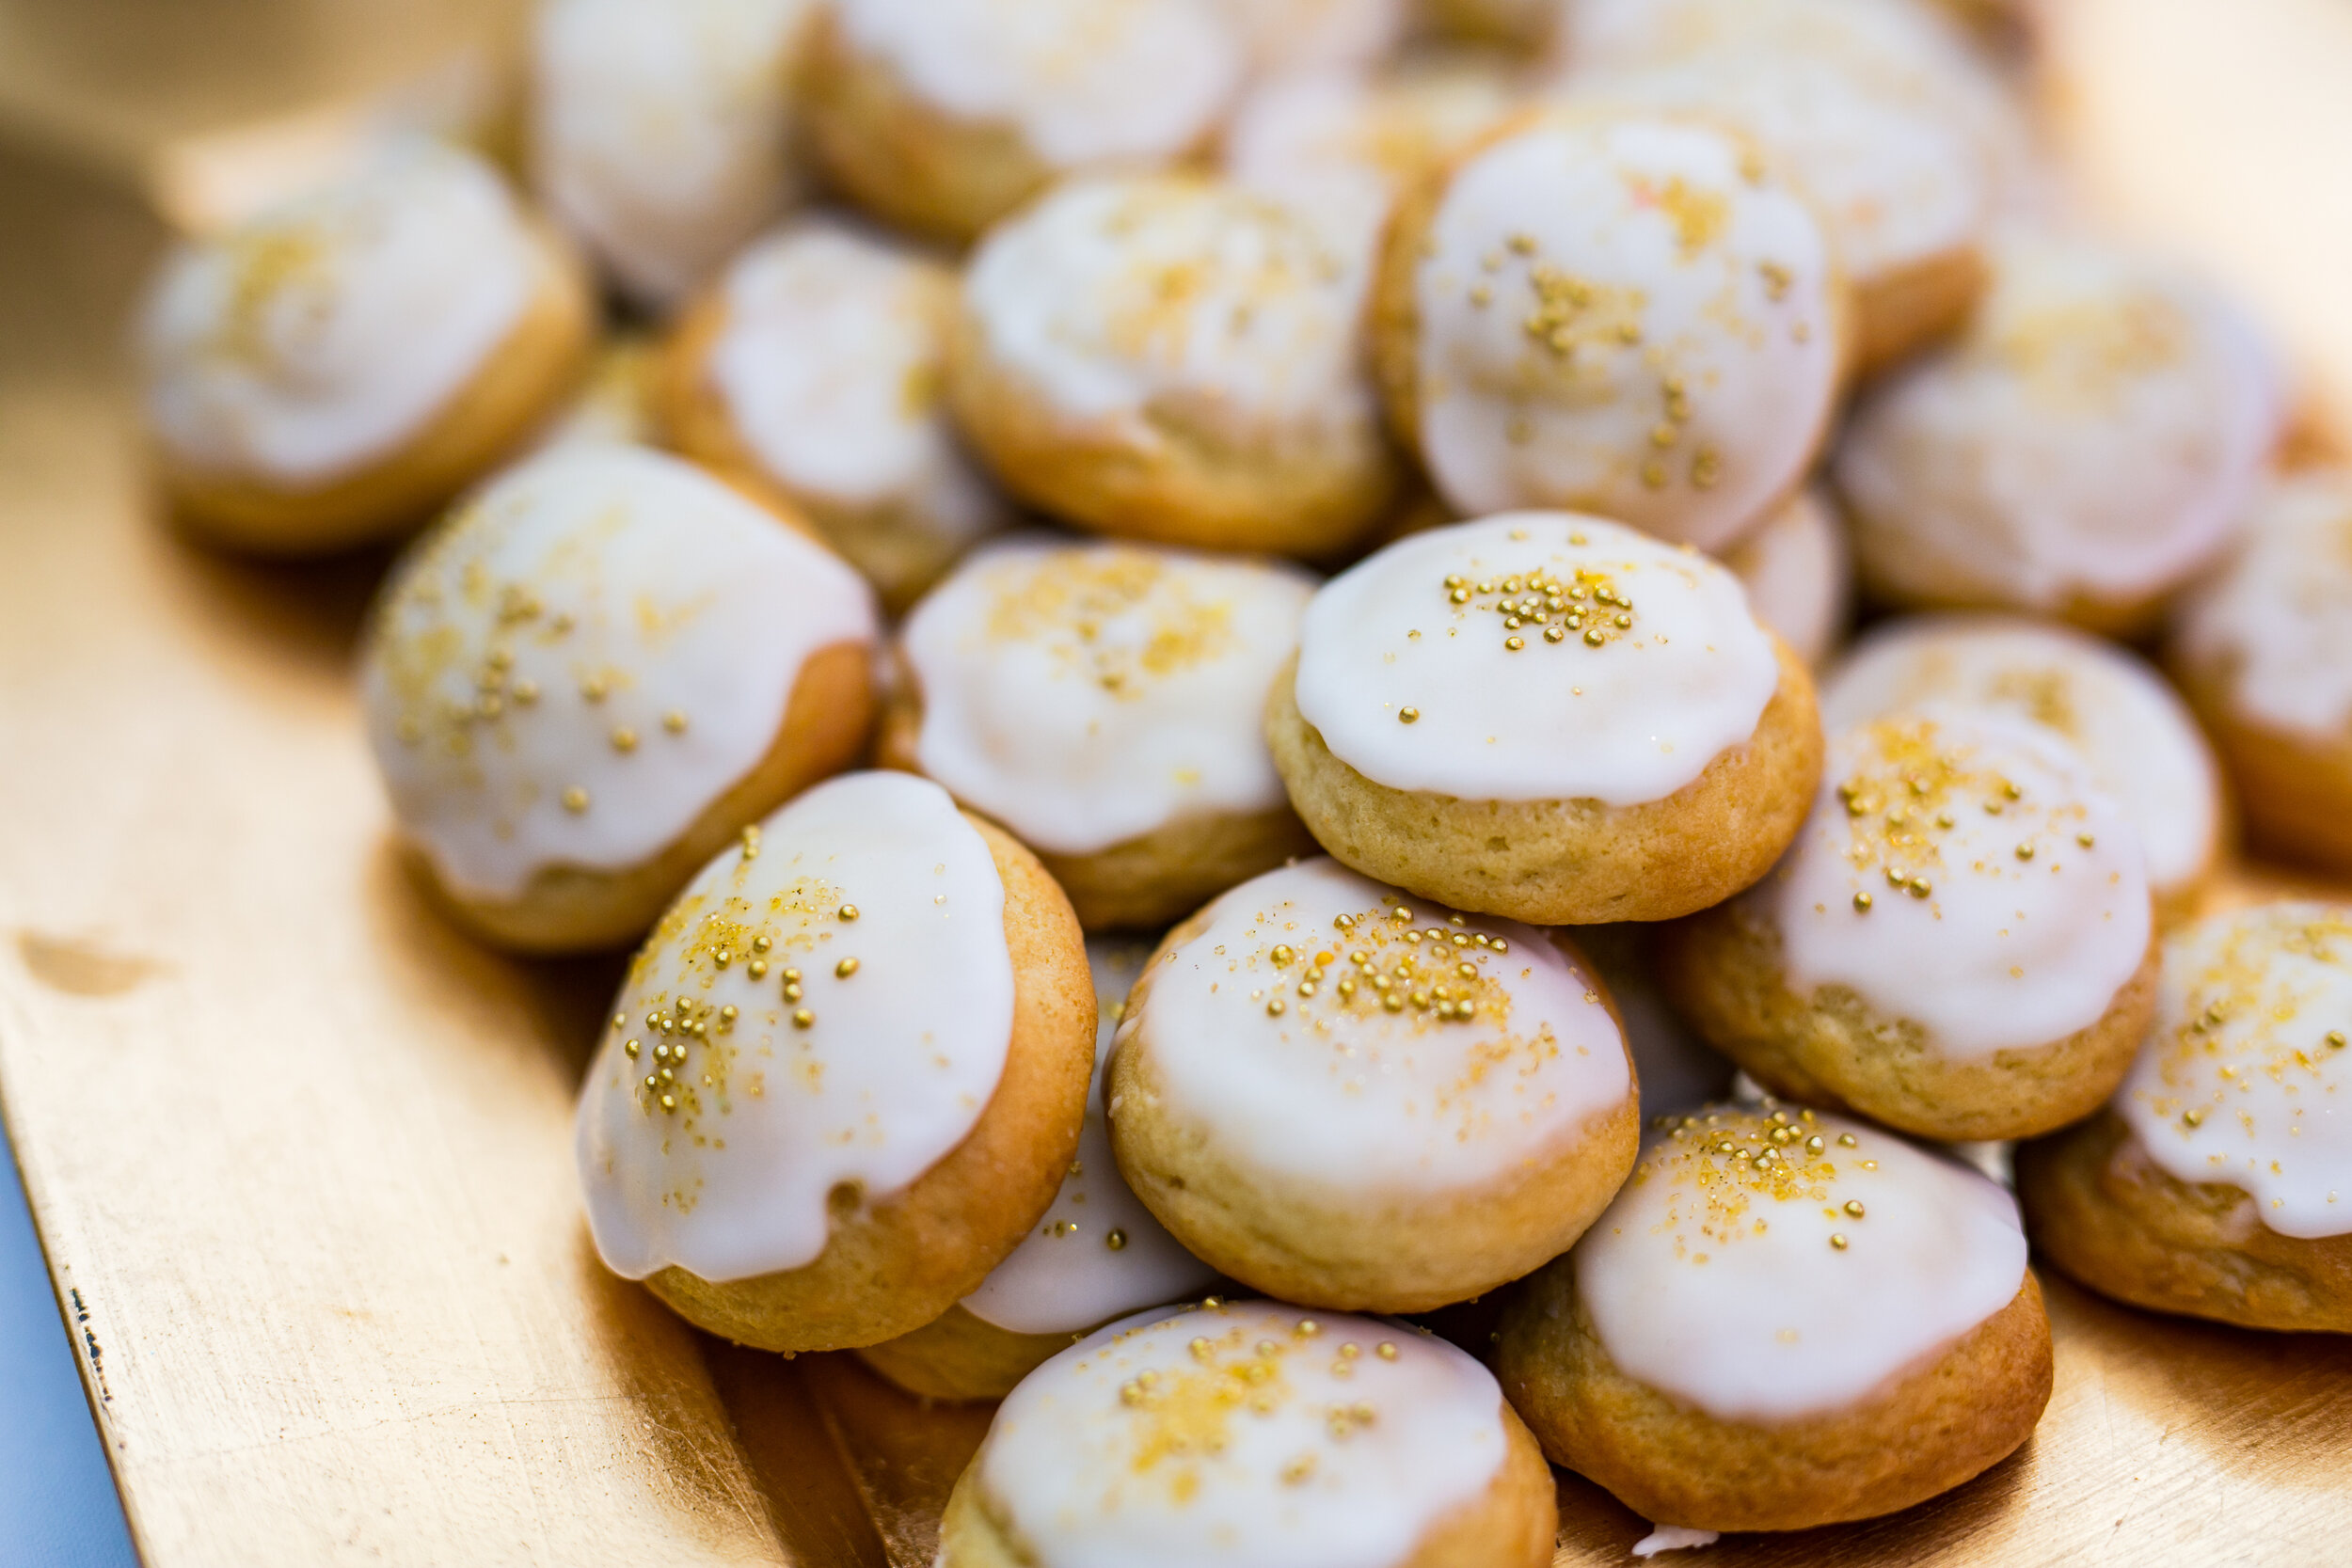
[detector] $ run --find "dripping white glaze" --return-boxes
[2175,467,2352,741]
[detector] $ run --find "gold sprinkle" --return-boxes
[2077,832,2096,848]
[562,786,590,814]
[1853,892,1873,912]
[838,904,859,922]
[1829,1233,1849,1251]
[1295,1319,1321,1338]
[752,936,772,954]
[1844,1200,1866,1218]
[2329,1032,2347,1050]
[2015,843,2036,862]
[611,727,638,753]
[1106,1228,1127,1251]
[2183,1109,2205,1127]
[1376,1341,1398,1360]
[835,958,860,978]
[1271,944,1296,967]
[663,709,688,734]
[1837,1133,1858,1148]
[512,680,539,705]
[1266,997,1287,1017]
[1804,1134,1824,1155]
[580,675,608,703]
[1909,878,1932,898]
[1504,636,1525,651]
[623,1039,640,1058]
[1399,707,1420,724]
[792,1008,815,1029]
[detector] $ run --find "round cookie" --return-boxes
[803,0,1245,244]
[1659,707,2158,1141]
[1553,47,1991,373]
[1222,56,1520,259]
[361,444,879,953]
[949,174,1399,559]
[1719,484,1852,670]
[1108,857,1640,1311]
[882,537,1319,931]
[660,218,1011,611]
[1270,513,1822,925]
[1826,613,2227,924]
[1374,108,1846,551]
[2017,902,2352,1333]
[938,1300,1558,1568]
[2170,468,2352,878]
[1835,228,2284,637]
[855,938,1219,1400]
[576,770,1096,1352]
[136,143,594,555]
[1498,1101,2051,1532]
[529,0,816,310]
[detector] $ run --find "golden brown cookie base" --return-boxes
[853,1303,1083,1402]
[1108,917,1641,1312]
[161,222,595,555]
[2173,657,2352,879]
[935,1395,1559,1568]
[1850,243,1986,382]
[1496,1261,2053,1532]
[646,815,1094,1352]
[425,639,876,954]
[1266,637,1822,925]
[2017,1111,2352,1333]
[1656,899,2158,1141]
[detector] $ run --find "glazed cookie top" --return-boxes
[962,939,1217,1335]
[708,219,1004,540]
[903,537,1315,856]
[532,0,814,308]
[1403,111,1840,550]
[139,143,537,485]
[1293,513,1782,805]
[1721,486,1851,670]
[1836,229,2282,610]
[832,0,1242,169]
[2117,903,2352,1240]
[1224,63,1518,254]
[961,175,1381,453]
[361,445,877,902]
[1120,858,1631,1190]
[977,1300,1511,1568]
[2175,468,2352,741]
[577,771,1014,1282]
[1574,1101,2028,1420]
[1557,49,1988,290]
[1822,615,2221,901]
[1766,708,2152,1059]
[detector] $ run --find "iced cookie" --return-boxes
[950,174,1399,559]
[1826,613,2226,923]
[1660,708,2158,1141]
[1498,1102,2051,1531]
[882,537,1319,931]
[1269,513,1821,924]
[1373,109,1845,551]
[2018,902,2352,1333]
[137,143,593,554]
[530,0,816,309]
[660,218,1010,610]
[1223,56,1519,258]
[1554,47,1991,372]
[1108,858,1640,1310]
[856,938,1219,1400]
[938,1300,1556,1568]
[803,0,1245,243]
[1720,485,1852,670]
[361,444,878,952]
[1836,229,2283,636]
[2170,468,2352,878]
[577,770,1096,1352]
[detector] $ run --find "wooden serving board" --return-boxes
[4,1,2352,1562]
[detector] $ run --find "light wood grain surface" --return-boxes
[4,1,2352,1564]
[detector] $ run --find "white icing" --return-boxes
[1633,1525,1720,1558]
[531,0,813,309]
[1215,0,1408,72]
[2175,467,2352,740]
[1124,858,1631,1191]
[2116,903,2352,1241]
[833,0,1242,169]
[977,1300,1509,1568]
[961,175,1383,455]
[1408,114,1840,551]
[1768,707,2152,1060]
[361,445,877,902]
[1224,64,1519,261]
[138,142,535,486]
[1293,513,1782,805]
[1835,228,2283,611]
[1555,50,1989,290]
[577,771,1014,1282]
[1822,614,2221,903]
[961,939,1217,1334]
[1721,485,1850,670]
[1574,1103,2028,1420]
[902,536,1315,856]
[709,219,1007,551]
